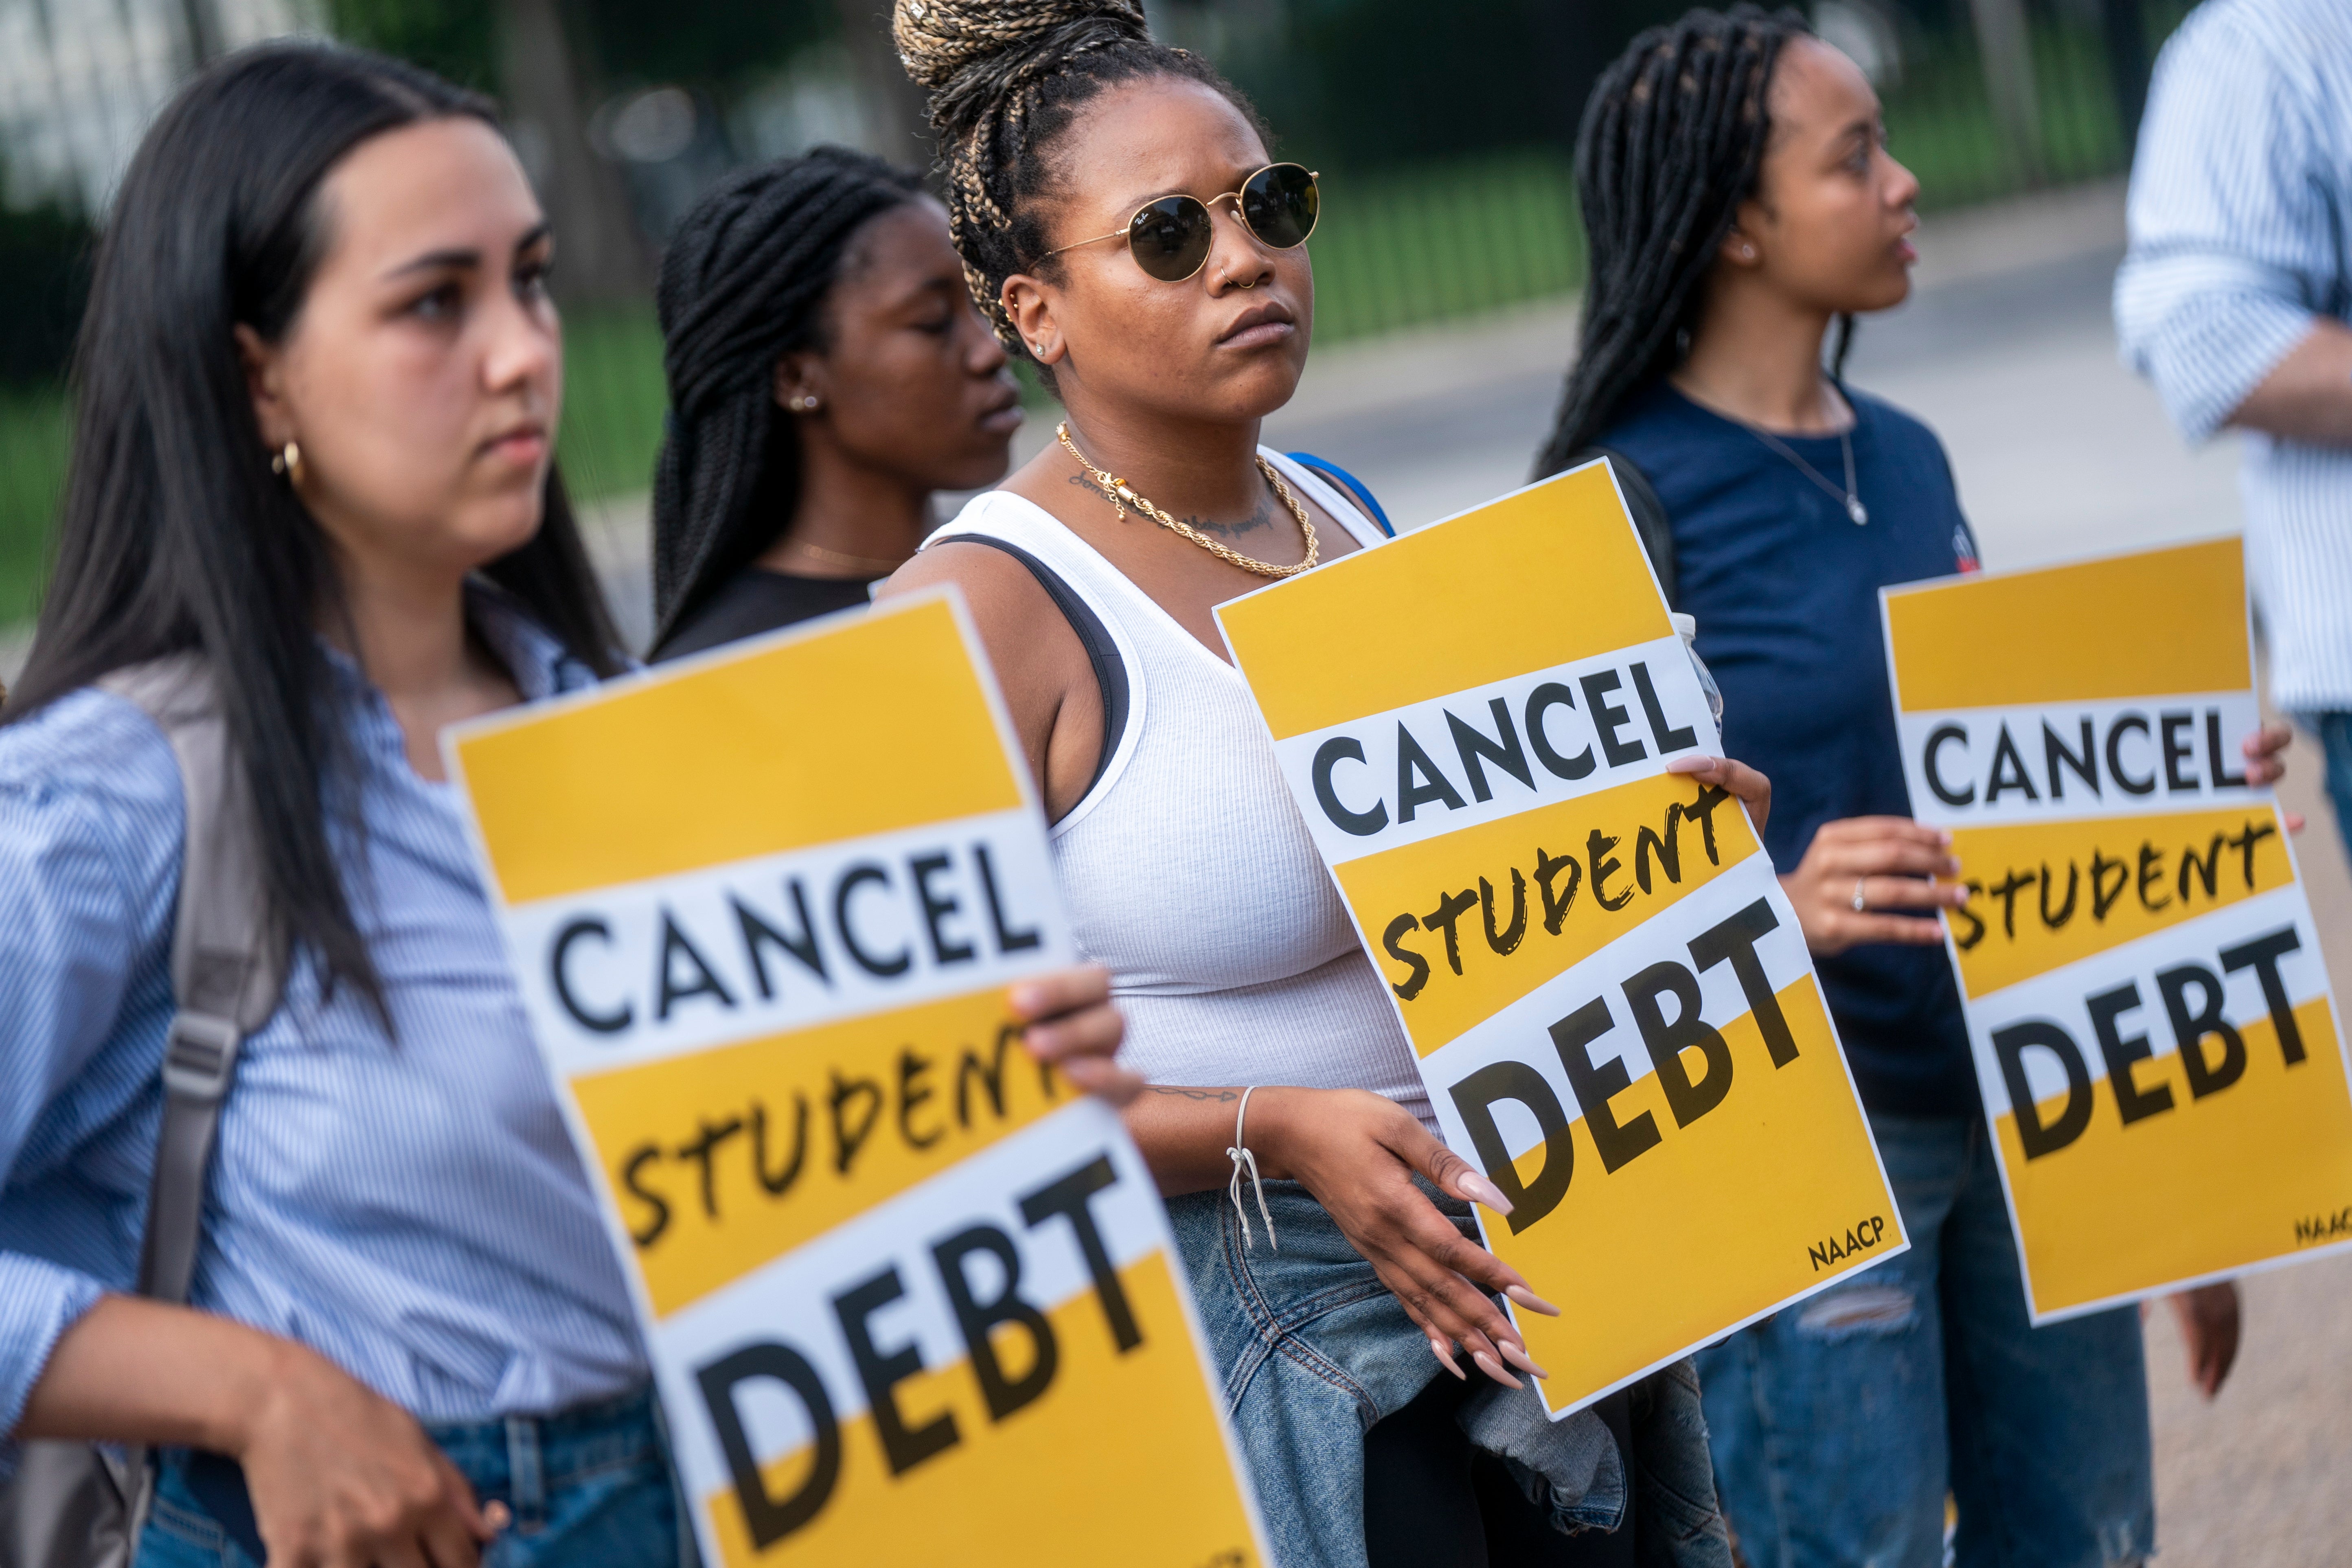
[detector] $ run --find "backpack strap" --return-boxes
[930,535,1132,804]
[1574,446,1678,610]
[1283,452,1394,537]
[97,655,287,1307]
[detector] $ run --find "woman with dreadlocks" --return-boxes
[649,146,1024,660]
[1535,11,2284,1565]
[877,3,1757,1564]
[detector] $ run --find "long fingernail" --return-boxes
[1952,884,1971,906]
[1456,1172,1515,1217]
[484,1500,512,1532]
[1470,1350,1523,1389]
[1505,1285,1561,1317]
[1008,983,1044,1018]
[1430,1337,1466,1379]
[1498,1342,1550,1379]
[1938,830,1954,845]
[1663,754,1716,774]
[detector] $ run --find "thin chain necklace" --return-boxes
[1731,390,1867,524]
[1057,421,1319,577]
[784,537,909,575]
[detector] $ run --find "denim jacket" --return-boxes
[1166,1178,1732,1568]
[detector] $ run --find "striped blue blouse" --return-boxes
[2113,0,2352,713]
[0,592,645,1441]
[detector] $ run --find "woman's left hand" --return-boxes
[1011,965,1141,1106]
[1665,752,1773,835]
[2243,721,2304,831]
[2164,1281,2242,1399]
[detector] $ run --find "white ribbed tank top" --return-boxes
[925,453,1432,1130]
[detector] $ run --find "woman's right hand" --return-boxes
[235,1338,491,1568]
[18,1296,489,1568]
[1780,815,1967,957]
[1257,1087,1557,1389]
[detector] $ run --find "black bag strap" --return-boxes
[96,655,288,1306]
[931,535,1131,804]
[1575,446,1678,610]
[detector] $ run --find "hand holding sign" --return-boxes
[1880,537,2352,1321]
[447,592,1268,1567]
[1215,460,1905,1417]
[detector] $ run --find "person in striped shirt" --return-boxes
[2115,0,2352,861]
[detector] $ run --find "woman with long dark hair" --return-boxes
[877,3,1765,1564]
[1534,11,2286,1565]
[0,44,1128,1567]
[649,147,1024,660]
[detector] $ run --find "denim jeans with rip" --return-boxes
[1694,1112,2153,1568]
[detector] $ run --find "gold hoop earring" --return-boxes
[269,441,302,480]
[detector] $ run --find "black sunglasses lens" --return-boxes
[1241,164,1319,249]
[1128,195,1213,281]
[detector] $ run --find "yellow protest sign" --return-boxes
[1881,537,2352,1320]
[445,591,1267,1566]
[1215,461,1904,1416]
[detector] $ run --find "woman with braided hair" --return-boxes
[1534,12,2283,1565]
[649,146,1024,660]
[878,3,1758,1564]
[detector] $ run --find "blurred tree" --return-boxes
[498,0,649,300]
[0,195,90,388]
[1167,0,1688,171]
[327,0,499,89]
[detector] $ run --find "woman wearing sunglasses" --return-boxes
[881,3,1756,1564]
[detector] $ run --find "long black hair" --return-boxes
[649,147,924,651]
[1533,5,1816,478]
[6,42,623,1017]
[891,0,1264,373]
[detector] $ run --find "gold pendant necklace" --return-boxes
[1057,421,1318,578]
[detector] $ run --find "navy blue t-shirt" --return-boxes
[1596,382,1982,1117]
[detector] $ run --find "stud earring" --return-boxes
[1740,243,1756,259]
[268,441,302,481]
[787,394,821,414]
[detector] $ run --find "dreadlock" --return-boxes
[891,0,1264,385]
[649,147,924,651]
[1533,5,1816,479]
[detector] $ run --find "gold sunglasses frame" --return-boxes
[1040,164,1321,281]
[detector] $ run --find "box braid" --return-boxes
[1533,5,1813,480]
[649,147,923,651]
[891,0,1264,385]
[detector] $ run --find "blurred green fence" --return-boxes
[0,3,2195,629]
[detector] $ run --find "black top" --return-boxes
[1597,382,1984,1118]
[654,568,880,663]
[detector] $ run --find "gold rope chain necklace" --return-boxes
[1057,421,1317,578]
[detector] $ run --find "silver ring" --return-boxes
[1851,878,1868,913]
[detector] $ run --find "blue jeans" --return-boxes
[1166,1178,1700,1568]
[139,1386,693,1568]
[1695,1114,2153,1568]
[2294,710,2352,866]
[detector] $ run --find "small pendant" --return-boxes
[1847,497,1869,526]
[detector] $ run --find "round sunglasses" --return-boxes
[1043,163,1320,283]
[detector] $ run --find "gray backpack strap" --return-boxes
[96,655,287,1304]
[0,660,285,1568]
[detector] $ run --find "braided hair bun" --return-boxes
[649,146,923,650]
[890,0,1260,360]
